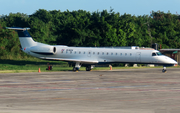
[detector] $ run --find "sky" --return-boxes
[0,0,180,16]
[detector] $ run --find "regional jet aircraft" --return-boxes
[7,27,177,72]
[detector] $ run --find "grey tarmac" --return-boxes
[0,68,180,113]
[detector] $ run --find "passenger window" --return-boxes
[74,51,76,54]
[102,52,104,55]
[116,53,118,55]
[152,53,156,56]
[97,52,100,55]
[93,52,95,55]
[111,53,113,55]
[84,52,85,54]
[120,53,122,55]
[107,52,109,55]
[79,51,81,54]
[130,53,132,56]
[125,53,127,56]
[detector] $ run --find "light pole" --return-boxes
[144,16,153,47]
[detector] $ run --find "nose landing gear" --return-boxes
[162,66,167,73]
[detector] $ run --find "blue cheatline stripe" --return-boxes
[17,30,31,37]
[32,52,54,55]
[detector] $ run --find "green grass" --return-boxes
[0,58,70,72]
[0,58,179,73]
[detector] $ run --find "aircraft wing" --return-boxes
[40,57,99,63]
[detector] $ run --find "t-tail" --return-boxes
[7,27,57,57]
[6,27,38,49]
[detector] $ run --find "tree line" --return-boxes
[0,9,180,59]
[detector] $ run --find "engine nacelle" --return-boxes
[30,46,56,55]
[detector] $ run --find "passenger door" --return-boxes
[136,52,141,62]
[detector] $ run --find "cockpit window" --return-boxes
[152,53,157,56]
[156,52,163,56]
[152,52,163,56]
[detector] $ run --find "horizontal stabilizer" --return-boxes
[6,27,30,31]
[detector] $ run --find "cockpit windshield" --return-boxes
[156,52,163,56]
[152,52,163,56]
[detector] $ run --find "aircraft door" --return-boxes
[136,52,141,62]
[87,50,91,57]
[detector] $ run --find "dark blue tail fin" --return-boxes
[6,27,36,48]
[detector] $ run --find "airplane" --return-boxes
[6,27,178,73]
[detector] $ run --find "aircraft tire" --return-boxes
[73,67,78,72]
[162,69,167,73]
[86,66,91,71]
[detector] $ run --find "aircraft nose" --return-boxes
[174,60,178,64]
[169,57,177,64]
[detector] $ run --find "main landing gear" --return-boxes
[162,66,167,73]
[86,65,95,71]
[73,67,79,72]
[73,62,81,72]
[86,66,91,71]
[72,63,95,72]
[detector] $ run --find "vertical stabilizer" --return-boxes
[6,27,36,48]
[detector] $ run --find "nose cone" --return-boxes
[171,59,178,64]
[166,56,177,64]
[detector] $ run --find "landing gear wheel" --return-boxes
[73,67,79,72]
[73,67,76,71]
[86,66,91,71]
[162,69,167,73]
[162,66,167,73]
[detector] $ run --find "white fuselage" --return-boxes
[23,45,177,66]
